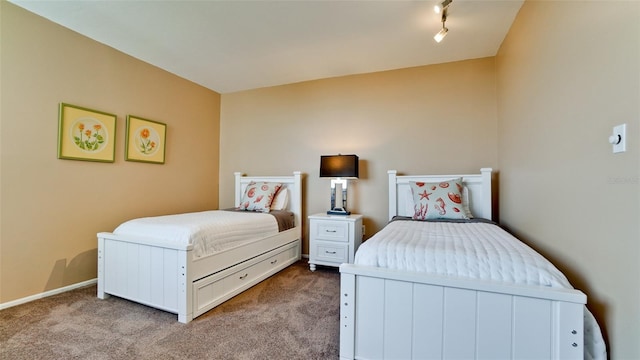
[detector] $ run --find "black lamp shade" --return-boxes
[320,155,359,178]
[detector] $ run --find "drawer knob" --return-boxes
[325,230,337,233]
[239,273,248,280]
[326,251,337,254]
[270,259,278,265]
[572,343,578,348]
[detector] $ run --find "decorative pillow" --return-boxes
[409,178,469,220]
[238,181,282,213]
[405,184,474,218]
[270,187,289,210]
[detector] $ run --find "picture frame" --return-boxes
[125,115,167,164]
[57,103,117,162]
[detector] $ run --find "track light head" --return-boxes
[434,0,452,14]
[434,26,448,43]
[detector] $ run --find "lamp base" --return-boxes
[327,208,351,216]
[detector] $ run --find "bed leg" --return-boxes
[97,290,110,300]
[178,313,193,324]
[340,272,356,360]
[96,236,109,300]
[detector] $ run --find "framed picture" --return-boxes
[125,115,167,164]
[57,103,117,162]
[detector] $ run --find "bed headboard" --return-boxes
[388,168,493,221]
[233,171,303,231]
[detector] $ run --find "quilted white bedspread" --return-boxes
[354,219,606,360]
[113,210,279,258]
[355,220,573,287]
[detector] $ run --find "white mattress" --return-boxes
[354,219,606,360]
[113,210,279,258]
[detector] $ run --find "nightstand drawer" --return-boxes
[314,220,349,242]
[314,241,349,263]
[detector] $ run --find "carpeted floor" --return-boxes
[0,261,340,360]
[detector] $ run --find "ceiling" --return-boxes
[9,0,523,94]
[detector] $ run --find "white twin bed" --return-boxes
[339,169,606,360]
[97,172,302,323]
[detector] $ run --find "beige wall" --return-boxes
[0,2,221,303]
[496,1,640,358]
[220,58,499,254]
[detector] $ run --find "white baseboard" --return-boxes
[0,278,97,311]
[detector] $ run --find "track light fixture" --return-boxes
[434,11,449,43]
[434,0,452,14]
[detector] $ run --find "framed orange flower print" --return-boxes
[125,115,167,164]
[57,103,117,162]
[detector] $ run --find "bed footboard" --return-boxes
[339,264,586,360]
[97,234,193,322]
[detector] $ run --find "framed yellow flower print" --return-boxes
[57,103,117,162]
[125,115,167,164]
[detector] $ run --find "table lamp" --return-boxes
[320,154,359,215]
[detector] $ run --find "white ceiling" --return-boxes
[9,0,523,94]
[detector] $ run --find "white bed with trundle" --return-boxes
[97,171,302,323]
[339,168,606,360]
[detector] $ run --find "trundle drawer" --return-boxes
[193,242,299,313]
[314,241,349,263]
[225,246,294,291]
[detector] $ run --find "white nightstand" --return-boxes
[308,213,363,271]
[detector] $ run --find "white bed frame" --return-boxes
[97,171,302,323]
[339,168,586,359]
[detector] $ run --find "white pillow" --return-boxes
[270,187,289,210]
[462,186,473,218]
[402,186,415,216]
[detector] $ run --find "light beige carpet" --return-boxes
[0,261,340,360]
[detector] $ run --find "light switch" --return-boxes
[609,124,626,153]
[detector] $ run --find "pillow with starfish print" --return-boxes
[409,178,469,220]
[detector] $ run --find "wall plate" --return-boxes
[610,124,626,153]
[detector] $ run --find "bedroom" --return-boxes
[1,0,638,359]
